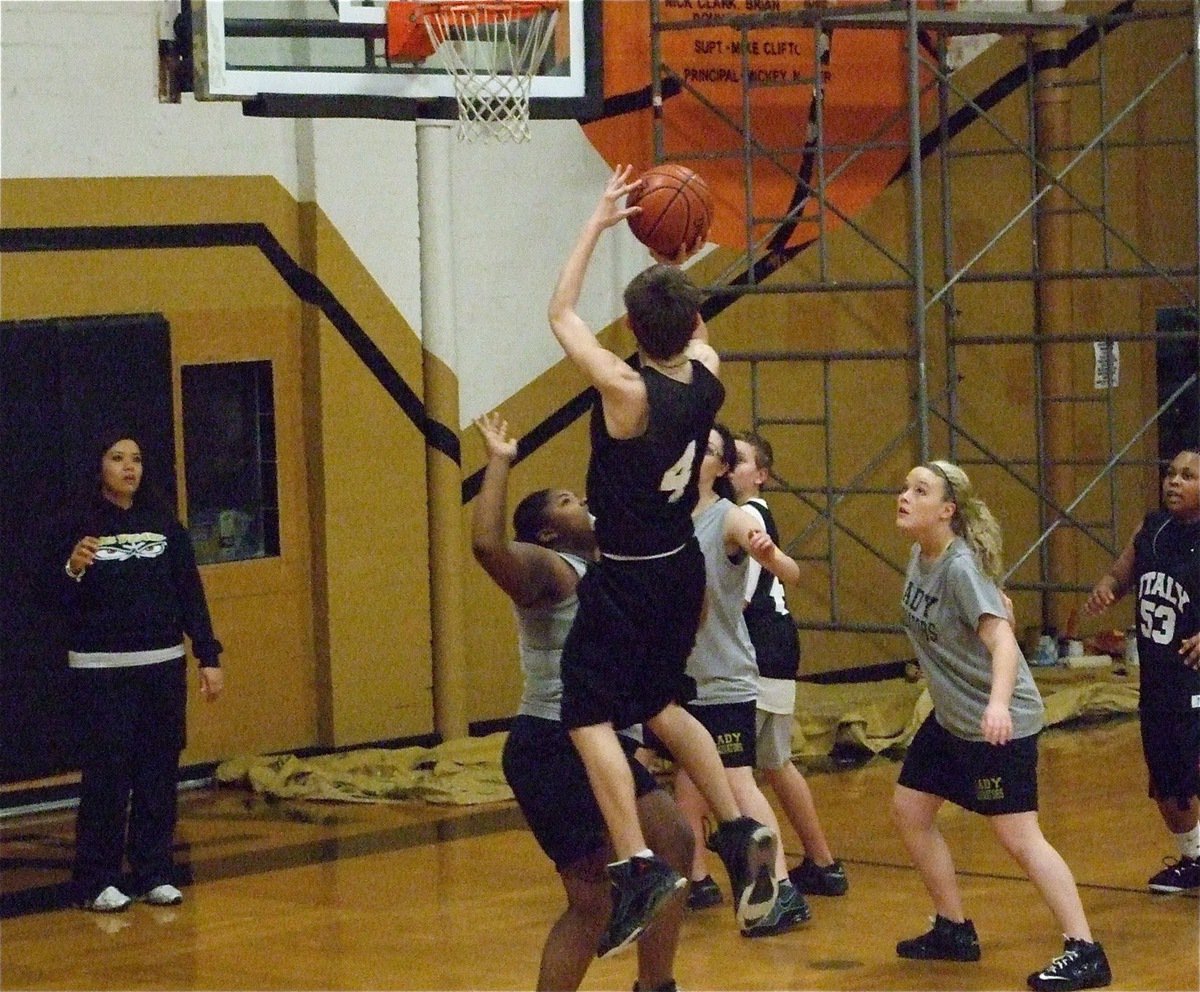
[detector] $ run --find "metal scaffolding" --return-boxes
[649,0,1199,642]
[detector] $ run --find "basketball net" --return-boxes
[419,2,559,143]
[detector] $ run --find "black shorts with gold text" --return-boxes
[686,700,758,770]
[898,713,1038,815]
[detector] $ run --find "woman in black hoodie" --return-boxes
[63,431,224,912]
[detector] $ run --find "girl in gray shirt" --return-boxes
[892,461,1111,992]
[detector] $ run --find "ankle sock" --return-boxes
[1174,825,1200,860]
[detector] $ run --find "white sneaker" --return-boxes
[140,883,184,906]
[82,885,132,912]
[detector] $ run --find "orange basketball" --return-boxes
[626,165,713,259]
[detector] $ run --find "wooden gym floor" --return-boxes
[1,715,1196,991]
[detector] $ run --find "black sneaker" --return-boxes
[597,854,686,960]
[741,879,811,938]
[896,915,981,961]
[632,983,678,992]
[706,816,778,929]
[1148,855,1200,893]
[686,875,723,910]
[788,856,849,896]
[1027,938,1112,991]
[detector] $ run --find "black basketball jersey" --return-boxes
[586,358,724,557]
[741,497,800,680]
[1132,510,1200,712]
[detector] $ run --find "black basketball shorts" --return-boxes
[501,715,660,872]
[898,713,1039,815]
[1140,707,1200,804]
[560,539,705,731]
[687,700,758,769]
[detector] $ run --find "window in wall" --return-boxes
[1156,307,1199,462]
[182,361,280,564]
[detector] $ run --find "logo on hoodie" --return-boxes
[93,532,167,561]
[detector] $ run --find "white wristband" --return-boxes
[65,560,84,581]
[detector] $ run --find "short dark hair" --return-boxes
[623,264,703,360]
[736,431,773,471]
[513,489,554,545]
[712,422,737,501]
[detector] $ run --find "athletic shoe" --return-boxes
[1148,855,1200,893]
[686,875,723,910]
[706,816,778,929]
[788,856,849,896]
[1027,938,1112,991]
[896,915,981,961]
[79,885,132,913]
[596,854,686,960]
[741,879,810,937]
[139,883,184,906]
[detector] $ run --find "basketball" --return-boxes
[626,164,713,259]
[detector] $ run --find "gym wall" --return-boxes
[1,1,1193,777]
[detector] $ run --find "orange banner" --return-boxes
[584,0,944,251]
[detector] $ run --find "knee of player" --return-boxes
[639,793,694,874]
[563,871,614,925]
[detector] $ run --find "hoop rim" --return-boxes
[418,1,560,27]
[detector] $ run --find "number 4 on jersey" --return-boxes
[659,440,697,504]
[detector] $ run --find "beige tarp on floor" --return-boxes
[215,668,1140,806]
[215,734,513,806]
[792,666,1140,759]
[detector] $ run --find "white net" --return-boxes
[421,2,559,143]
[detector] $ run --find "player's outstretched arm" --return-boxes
[1084,531,1137,616]
[471,413,574,609]
[726,504,800,585]
[548,166,643,395]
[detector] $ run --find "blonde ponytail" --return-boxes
[927,460,1005,583]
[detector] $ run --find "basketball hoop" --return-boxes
[409,1,559,143]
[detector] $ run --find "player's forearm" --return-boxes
[980,616,1019,708]
[1103,544,1135,597]
[548,217,604,333]
[471,457,511,558]
[771,551,801,587]
[988,648,1018,709]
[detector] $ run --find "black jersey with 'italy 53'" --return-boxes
[1133,510,1200,712]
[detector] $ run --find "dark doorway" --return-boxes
[0,314,174,782]
[1156,307,1199,461]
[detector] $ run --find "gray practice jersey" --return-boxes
[900,538,1044,741]
[688,499,758,705]
[513,551,644,743]
[514,552,590,721]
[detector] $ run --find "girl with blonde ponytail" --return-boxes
[890,460,1111,992]
[926,460,1004,583]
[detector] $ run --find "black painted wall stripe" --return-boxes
[0,223,460,464]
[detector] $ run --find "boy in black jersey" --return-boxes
[730,432,848,898]
[548,165,779,959]
[1085,447,1200,894]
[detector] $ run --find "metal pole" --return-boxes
[906,0,930,461]
[935,11,957,462]
[416,120,468,742]
[1033,10,1077,633]
[650,0,664,162]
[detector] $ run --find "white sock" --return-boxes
[1174,825,1200,860]
[632,848,654,860]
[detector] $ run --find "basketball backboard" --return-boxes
[191,0,601,120]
